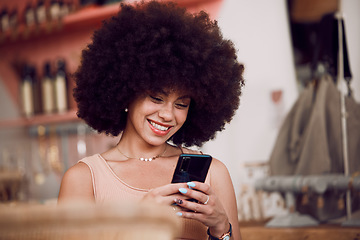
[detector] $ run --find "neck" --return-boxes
[117,135,168,160]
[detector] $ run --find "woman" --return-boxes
[58,1,245,239]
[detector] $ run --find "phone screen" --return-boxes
[171,154,212,183]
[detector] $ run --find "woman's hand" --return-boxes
[141,182,189,206]
[174,181,230,237]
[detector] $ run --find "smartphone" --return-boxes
[171,154,212,184]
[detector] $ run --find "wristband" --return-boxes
[207,223,232,240]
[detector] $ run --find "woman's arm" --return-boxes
[209,159,241,240]
[57,162,95,204]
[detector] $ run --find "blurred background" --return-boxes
[0,0,359,231]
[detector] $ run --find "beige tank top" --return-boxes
[79,154,208,240]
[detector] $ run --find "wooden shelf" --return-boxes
[0,109,79,129]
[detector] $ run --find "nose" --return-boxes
[158,103,174,122]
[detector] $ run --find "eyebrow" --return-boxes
[178,95,191,100]
[153,90,191,100]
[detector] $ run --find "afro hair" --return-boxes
[73,0,245,147]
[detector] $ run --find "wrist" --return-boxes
[207,223,232,240]
[208,221,229,237]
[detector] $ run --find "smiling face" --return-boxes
[124,90,191,147]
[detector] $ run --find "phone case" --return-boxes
[171,154,212,183]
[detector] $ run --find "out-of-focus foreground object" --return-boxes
[0,201,181,240]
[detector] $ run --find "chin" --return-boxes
[148,135,173,146]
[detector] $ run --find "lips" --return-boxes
[148,119,172,136]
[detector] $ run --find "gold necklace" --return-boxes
[116,144,167,162]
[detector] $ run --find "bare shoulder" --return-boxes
[208,157,234,191]
[58,162,95,203]
[210,157,228,170]
[60,162,92,186]
[65,162,92,179]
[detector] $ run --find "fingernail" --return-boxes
[174,198,183,205]
[187,182,196,188]
[176,212,183,217]
[179,188,187,194]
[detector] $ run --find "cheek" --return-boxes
[176,110,189,126]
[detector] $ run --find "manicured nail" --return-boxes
[187,182,196,188]
[174,198,183,205]
[179,188,187,194]
[176,212,183,217]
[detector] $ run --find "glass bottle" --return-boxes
[41,61,55,114]
[24,3,36,27]
[30,66,42,115]
[20,64,34,118]
[0,8,9,33]
[36,0,47,25]
[54,59,68,113]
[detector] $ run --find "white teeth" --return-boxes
[149,121,169,131]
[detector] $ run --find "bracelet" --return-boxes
[207,223,232,240]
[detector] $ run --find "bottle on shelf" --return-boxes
[35,0,48,25]
[41,61,55,114]
[0,8,10,33]
[20,64,35,118]
[30,66,43,115]
[59,0,70,19]
[8,9,18,33]
[24,3,36,27]
[54,58,68,113]
[49,0,61,21]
